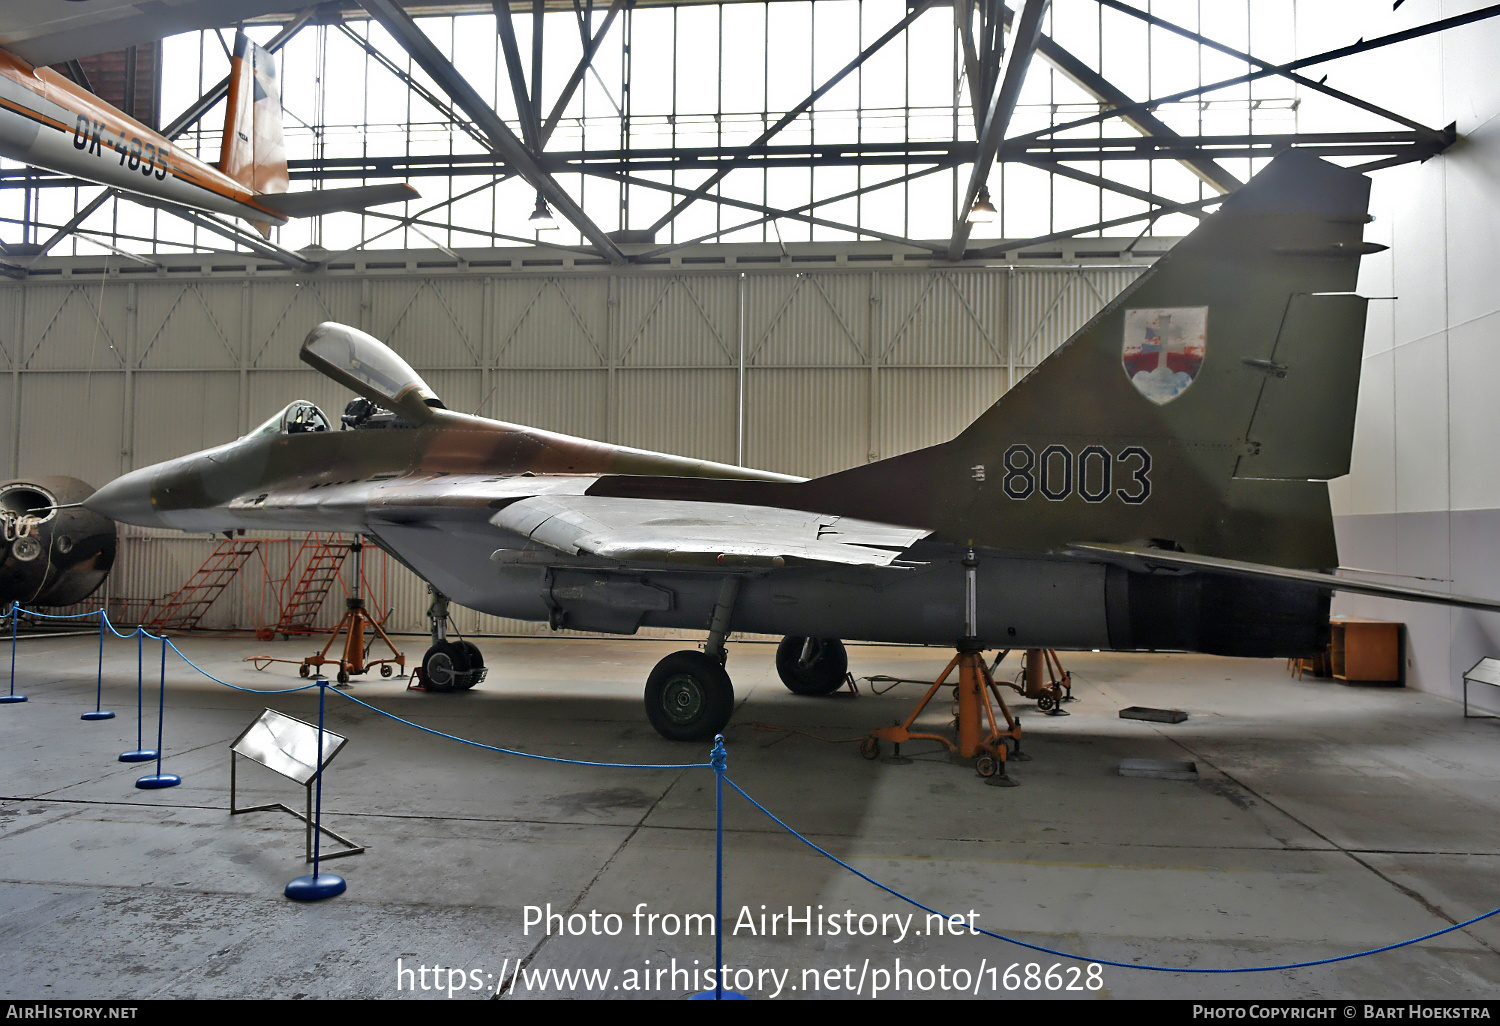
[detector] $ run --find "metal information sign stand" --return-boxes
[230,708,364,861]
[1462,658,1500,720]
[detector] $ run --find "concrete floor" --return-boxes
[0,630,1497,1000]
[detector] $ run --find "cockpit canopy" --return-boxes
[299,322,444,425]
[250,400,331,438]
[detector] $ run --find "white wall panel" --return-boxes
[17,373,125,485]
[616,368,736,464]
[132,372,241,469]
[744,368,867,478]
[1340,350,1396,518]
[746,273,868,367]
[617,277,736,368]
[1392,332,1451,514]
[492,278,608,369]
[135,283,243,370]
[246,280,363,369]
[877,367,1008,460]
[1387,161,1449,348]
[370,278,484,369]
[1443,116,1500,329]
[1446,312,1500,511]
[18,284,130,372]
[879,271,1006,367]
[488,370,608,440]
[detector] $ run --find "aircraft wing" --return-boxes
[1,1,298,67]
[491,494,929,569]
[1067,542,1500,614]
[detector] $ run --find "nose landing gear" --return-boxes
[412,587,486,693]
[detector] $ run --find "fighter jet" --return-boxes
[83,151,1500,741]
[0,11,416,238]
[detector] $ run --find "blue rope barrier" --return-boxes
[329,689,712,771]
[724,775,1500,974]
[164,639,320,694]
[14,607,107,620]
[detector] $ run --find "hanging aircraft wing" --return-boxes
[1067,542,1500,614]
[0,1,299,67]
[491,495,929,569]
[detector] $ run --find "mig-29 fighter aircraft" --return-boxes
[83,151,1500,742]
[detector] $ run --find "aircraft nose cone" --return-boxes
[85,468,159,527]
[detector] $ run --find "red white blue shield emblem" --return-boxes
[1122,307,1207,405]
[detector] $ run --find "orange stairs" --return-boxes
[146,539,260,632]
[274,535,350,635]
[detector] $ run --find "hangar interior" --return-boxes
[0,0,1498,1001]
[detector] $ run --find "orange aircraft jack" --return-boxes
[860,552,1024,783]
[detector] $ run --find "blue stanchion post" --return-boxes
[120,628,156,762]
[136,633,180,789]
[1,602,24,704]
[691,735,746,1001]
[81,611,114,720]
[286,679,346,901]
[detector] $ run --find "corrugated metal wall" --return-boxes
[0,260,1145,636]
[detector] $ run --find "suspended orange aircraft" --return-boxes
[0,18,416,236]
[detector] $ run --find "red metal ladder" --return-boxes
[273,535,351,636]
[146,539,261,632]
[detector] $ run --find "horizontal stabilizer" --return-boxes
[257,184,419,219]
[1068,543,1500,614]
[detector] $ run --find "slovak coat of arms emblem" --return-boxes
[1122,307,1207,404]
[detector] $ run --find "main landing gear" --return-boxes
[415,587,486,693]
[775,636,848,696]
[643,577,739,742]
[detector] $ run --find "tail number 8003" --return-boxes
[998,443,1151,505]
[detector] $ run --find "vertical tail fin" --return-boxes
[219,31,287,236]
[805,151,1376,570]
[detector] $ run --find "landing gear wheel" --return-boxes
[975,755,999,778]
[454,641,484,690]
[380,664,394,678]
[298,664,310,678]
[645,650,734,742]
[859,737,880,760]
[422,641,467,693]
[775,636,848,696]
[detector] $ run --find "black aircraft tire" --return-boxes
[454,641,484,690]
[644,650,735,742]
[422,641,467,693]
[775,636,848,696]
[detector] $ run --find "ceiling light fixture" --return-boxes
[966,187,997,225]
[529,193,558,231]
